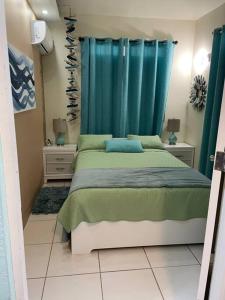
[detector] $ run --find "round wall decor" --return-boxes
[189,75,207,111]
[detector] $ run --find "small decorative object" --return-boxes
[53,118,67,146]
[8,45,36,113]
[190,75,207,111]
[64,16,80,121]
[167,119,180,145]
[46,139,53,146]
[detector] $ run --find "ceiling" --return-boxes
[57,0,225,21]
[28,0,60,21]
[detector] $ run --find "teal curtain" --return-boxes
[81,37,174,137]
[199,26,225,178]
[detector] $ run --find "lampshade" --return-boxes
[167,119,180,132]
[53,118,66,133]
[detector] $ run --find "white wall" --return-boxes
[43,16,196,144]
[185,3,225,168]
[42,21,80,145]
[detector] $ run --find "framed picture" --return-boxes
[8,44,36,113]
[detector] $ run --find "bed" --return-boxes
[58,140,210,254]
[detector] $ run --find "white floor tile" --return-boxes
[28,214,57,222]
[102,269,162,300]
[145,245,198,268]
[24,220,56,244]
[25,244,51,278]
[99,247,149,272]
[27,278,45,300]
[47,243,99,276]
[189,244,203,264]
[43,274,102,300]
[53,222,67,243]
[153,265,201,300]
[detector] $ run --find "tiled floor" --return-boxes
[25,214,203,300]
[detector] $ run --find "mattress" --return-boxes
[58,149,210,232]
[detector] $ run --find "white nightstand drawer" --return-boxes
[43,144,77,183]
[182,160,193,167]
[46,163,73,174]
[167,150,193,161]
[46,153,74,163]
[164,143,195,168]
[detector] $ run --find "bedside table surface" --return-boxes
[43,144,77,152]
[164,142,194,149]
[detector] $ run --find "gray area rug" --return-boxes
[32,186,70,214]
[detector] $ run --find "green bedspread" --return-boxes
[58,149,210,232]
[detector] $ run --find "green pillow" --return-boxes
[78,134,112,151]
[105,139,144,153]
[128,135,164,149]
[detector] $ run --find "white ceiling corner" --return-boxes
[57,0,225,21]
[28,0,60,21]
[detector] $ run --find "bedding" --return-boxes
[70,167,210,192]
[58,149,210,233]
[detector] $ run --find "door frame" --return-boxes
[197,81,225,299]
[207,82,225,299]
[209,175,225,299]
[0,0,28,299]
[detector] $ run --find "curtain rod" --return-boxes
[78,37,178,44]
[212,25,224,34]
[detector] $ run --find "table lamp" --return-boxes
[167,119,180,145]
[53,118,66,146]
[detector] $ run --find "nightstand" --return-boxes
[43,144,77,183]
[164,142,195,167]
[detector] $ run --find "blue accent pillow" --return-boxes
[105,139,144,153]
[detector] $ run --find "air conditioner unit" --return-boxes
[31,20,54,55]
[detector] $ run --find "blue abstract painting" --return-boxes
[8,45,36,113]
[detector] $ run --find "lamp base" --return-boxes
[168,132,177,145]
[56,133,65,146]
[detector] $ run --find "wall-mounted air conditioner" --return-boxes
[31,20,54,55]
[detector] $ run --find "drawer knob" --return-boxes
[56,157,64,161]
[56,167,65,171]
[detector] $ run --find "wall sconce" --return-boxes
[194,48,210,74]
[178,52,193,76]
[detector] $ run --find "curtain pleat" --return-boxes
[139,41,158,134]
[126,39,144,135]
[88,38,96,133]
[153,41,175,134]
[199,26,225,178]
[81,37,174,137]
[80,38,89,133]
[115,38,127,137]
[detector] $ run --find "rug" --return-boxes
[32,186,70,214]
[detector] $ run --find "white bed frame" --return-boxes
[71,218,206,254]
